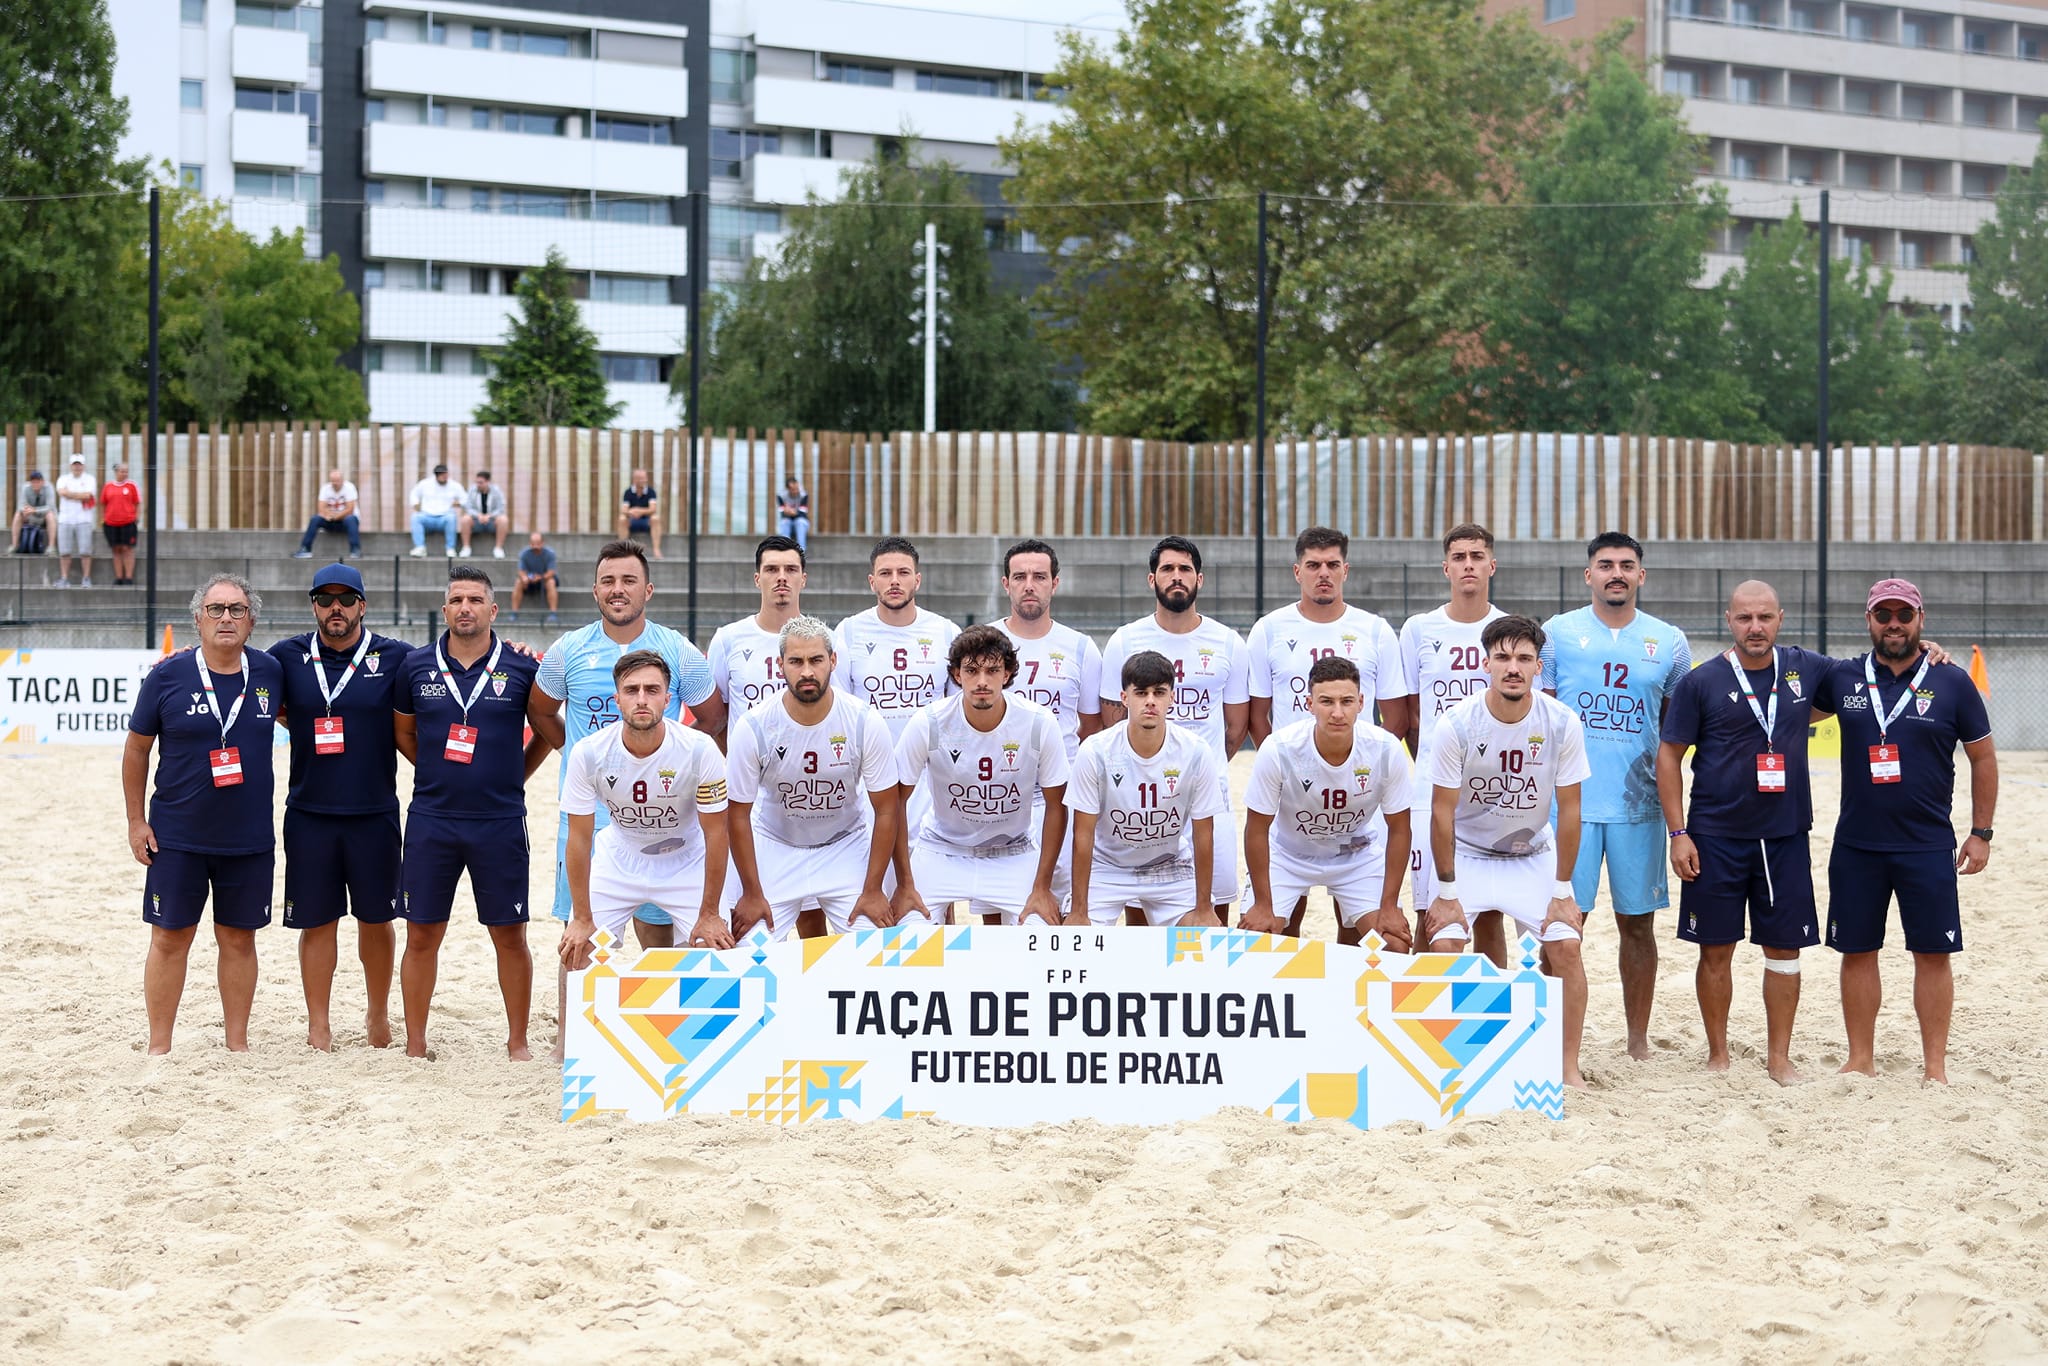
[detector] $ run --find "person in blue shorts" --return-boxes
[124,573,284,1054]
[393,566,561,1060]
[1821,578,1995,1085]
[1542,531,1691,1061]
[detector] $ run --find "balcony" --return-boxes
[232,25,310,85]
[1682,96,2039,163]
[363,123,688,197]
[752,0,1067,77]
[1703,175,1999,233]
[231,108,311,169]
[363,39,687,121]
[1666,17,2048,95]
[746,152,865,204]
[368,372,674,428]
[751,76,1057,145]
[364,289,689,355]
[363,205,687,273]
[229,197,310,241]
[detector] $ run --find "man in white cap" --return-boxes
[55,455,96,588]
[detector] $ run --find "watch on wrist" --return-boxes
[1971,827,1994,842]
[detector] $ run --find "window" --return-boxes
[1842,81,1878,114]
[366,17,385,40]
[915,69,1006,98]
[182,0,205,24]
[603,355,663,384]
[710,49,755,103]
[365,99,386,123]
[428,264,446,292]
[595,196,669,225]
[363,263,385,288]
[1663,66,1702,97]
[1544,0,1574,16]
[470,267,492,293]
[472,26,492,48]
[708,204,782,259]
[1730,0,1759,22]
[472,351,492,376]
[179,164,204,192]
[594,116,672,145]
[709,128,779,177]
[1729,150,1762,179]
[505,190,572,217]
[471,108,565,136]
[1026,75,1067,103]
[470,187,491,212]
[471,107,491,130]
[2025,34,2045,59]
[365,344,384,372]
[508,29,573,57]
[181,80,204,110]
[1966,28,1989,51]
[1899,238,1925,268]
[1845,8,1877,40]
[591,274,668,305]
[365,180,385,205]
[1730,72,1764,104]
[429,20,446,44]
[824,60,893,86]
[429,101,448,127]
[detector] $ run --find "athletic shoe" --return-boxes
[492,547,505,559]
[292,550,313,559]
[544,612,558,625]
[457,546,472,558]
[81,578,92,588]
[408,546,426,557]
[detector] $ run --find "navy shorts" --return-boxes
[401,813,529,925]
[1677,833,1819,950]
[627,516,651,535]
[144,849,275,931]
[283,809,402,930]
[1826,845,1962,955]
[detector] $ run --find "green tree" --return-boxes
[181,292,249,424]
[1001,0,1575,439]
[1476,52,1753,437]
[0,0,149,421]
[1932,133,2048,447]
[475,246,622,427]
[697,147,1073,432]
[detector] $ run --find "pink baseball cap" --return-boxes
[1866,578,1922,612]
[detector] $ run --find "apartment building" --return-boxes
[1490,0,2048,313]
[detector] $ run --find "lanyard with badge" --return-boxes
[435,635,501,764]
[1863,651,1932,785]
[1725,647,1785,793]
[309,633,372,756]
[198,652,250,787]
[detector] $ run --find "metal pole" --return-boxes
[922,221,937,435]
[1816,188,1831,655]
[145,187,161,648]
[1254,191,1269,619]
[687,191,703,643]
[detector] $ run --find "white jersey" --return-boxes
[898,694,1071,857]
[833,606,962,740]
[1245,719,1413,863]
[1400,604,1507,806]
[1097,615,1249,774]
[1428,692,1591,861]
[727,689,896,848]
[1068,721,1227,877]
[707,614,791,712]
[1246,603,1406,724]
[994,618,1103,760]
[560,720,728,860]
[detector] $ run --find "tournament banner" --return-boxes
[0,648,163,745]
[562,926,1566,1130]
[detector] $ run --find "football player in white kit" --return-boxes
[993,537,1102,920]
[557,651,732,977]
[1068,651,1229,928]
[833,536,962,738]
[1399,523,1507,955]
[707,534,807,722]
[1425,615,1593,1088]
[1098,537,1247,923]
[1241,657,1415,948]
[727,617,901,938]
[894,626,1071,926]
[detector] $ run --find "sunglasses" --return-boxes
[312,591,362,608]
[1869,606,1917,625]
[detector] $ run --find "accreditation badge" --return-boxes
[209,747,244,787]
[1868,744,1901,784]
[314,715,345,755]
[1756,752,1786,793]
[445,723,478,764]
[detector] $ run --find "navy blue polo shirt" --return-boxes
[1822,653,1990,851]
[1661,645,1831,840]
[267,630,417,816]
[393,632,539,820]
[129,648,285,855]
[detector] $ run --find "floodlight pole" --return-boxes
[923,221,937,434]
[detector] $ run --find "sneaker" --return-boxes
[506,610,520,623]
[408,546,427,557]
[81,578,92,588]
[544,612,558,625]
[54,580,69,590]
[457,545,472,558]
[492,547,505,559]
[292,550,313,559]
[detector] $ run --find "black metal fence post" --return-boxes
[145,187,161,648]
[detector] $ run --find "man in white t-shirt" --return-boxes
[1098,536,1248,923]
[407,463,462,557]
[1068,650,1229,928]
[1425,614,1593,1088]
[727,617,900,938]
[296,468,362,560]
[708,534,808,722]
[833,536,962,739]
[54,456,96,588]
[557,651,731,972]
[1398,522,1507,951]
[1242,656,1414,947]
[895,625,1071,926]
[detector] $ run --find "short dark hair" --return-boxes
[754,534,805,569]
[1293,526,1348,561]
[475,470,492,480]
[1121,649,1175,692]
[1148,535,1201,574]
[870,535,919,568]
[1586,531,1644,562]
[1481,614,1546,656]
[1002,537,1060,579]
[596,538,650,576]
[612,649,672,688]
[947,624,1019,684]
[448,565,493,591]
[1443,522,1495,553]
[1307,656,1361,690]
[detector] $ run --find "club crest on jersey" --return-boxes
[1163,766,1181,794]
[1643,638,1660,660]
[1527,734,1546,764]
[1002,742,1021,769]
[829,733,848,761]
[1340,633,1358,657]
[254,687,272,717]
[1784,671,1802,699]
[491,671,509,697]
[917,636,934,659]
[1195,648,1215,674]
[657,766,677,794]
[1353,765,1373,791]
[1916,687,1935,715]
[1048,650,1066,676]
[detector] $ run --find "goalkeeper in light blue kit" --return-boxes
[1541,532,1690,1061]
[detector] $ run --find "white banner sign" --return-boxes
[0,649,163,745]
[562,925,1566,1130]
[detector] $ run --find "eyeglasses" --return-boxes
[1869,606,1917,625]
[312,591,362,608]
[201,602,251,619]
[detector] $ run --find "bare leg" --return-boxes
[510,583,525,613]
[488,922,533,1060]
[144,924,199,1054]
[1697,942,1735,1071]
[300,920,339,1050]
[795,907,827,939]
[360,920,395,1048]
[1912,952,1952,1084]
[633,915,676,950]
[553,961,569,1064]
[1544,937,1589,1088]
[1281,896,1313,939]
[215,924,259,1052]
[401,920,448,1058]
[1838,949,1881,1076]
[1615,911,1658,1060]
[649,523,663,559]
[1761,947,1805,1085]
[1472,910,1508,967]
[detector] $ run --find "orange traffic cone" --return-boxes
[1969,645,1991,699]
[160,624,175,656]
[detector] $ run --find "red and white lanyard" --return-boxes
[197,651,248,746]
[1863,650,1932,745]
[435,635,502,725]
[1724,647,1778,750]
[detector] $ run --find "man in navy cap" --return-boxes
[1820,578,1996,1084]
[266,562,416,1051]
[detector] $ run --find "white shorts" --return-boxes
[909,841,1042,924]
[746,830,877,938]
[1255,841,1389,929]
[588,842,707,942]
[1432,851,1579,945]
[57,522,93,556]
[1081,866,1201,927]
[1208,814,1239,914]
[1030,795,1074,907]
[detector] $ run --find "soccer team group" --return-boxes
[123,524,1995,1088]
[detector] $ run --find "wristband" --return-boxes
[1667,828,1687,839]
[1552,880,1576,900]
[1434,880,1459,900]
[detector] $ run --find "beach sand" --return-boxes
[4,744,2046,1362]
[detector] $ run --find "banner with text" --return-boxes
[562,925,1566,1130]
[0,649,163,745]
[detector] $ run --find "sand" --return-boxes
[4,743,2047,1363]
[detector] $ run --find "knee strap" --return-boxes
[1763,955,1801,976]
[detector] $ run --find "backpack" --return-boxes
[15,520,45,555]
